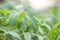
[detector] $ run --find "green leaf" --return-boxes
[0,9,10,16]
[16,17,21,23]
[50,6,58,16]
[20,12,25,18]
[47,27,59,40]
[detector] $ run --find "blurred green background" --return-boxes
[0,0,60,40]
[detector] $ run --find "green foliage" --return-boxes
[0,0,60,40]
[0,9,10,16]
[50,6,58,16]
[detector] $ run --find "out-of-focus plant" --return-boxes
[0,0,60,40]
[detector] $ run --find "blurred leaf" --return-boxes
[50,6,58,16]
[20,12,25,18]
[0,9,10,16]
